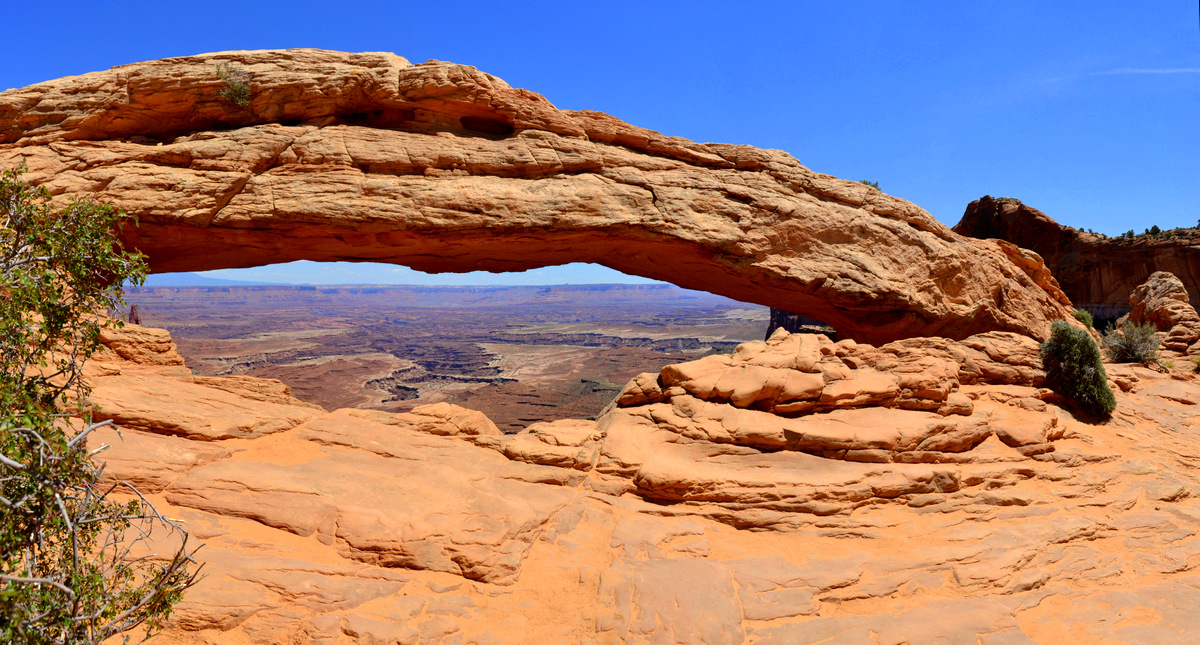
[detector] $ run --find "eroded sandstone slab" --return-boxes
[1121,271,1200,355]
[81,321,1200,644]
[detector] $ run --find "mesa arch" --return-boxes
[0,49,1075,344]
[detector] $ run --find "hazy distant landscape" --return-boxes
[126,282,770,431]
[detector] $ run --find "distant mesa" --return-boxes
[954,196,1200,317]
[139,272,286,288]
[0,49,1076,344]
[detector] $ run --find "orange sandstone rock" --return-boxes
[80,323,1200,644]
[0,49,1080,344]
[1124,271,1200,354]
[955,195,1200,308]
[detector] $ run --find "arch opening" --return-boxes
[127,261,773,433]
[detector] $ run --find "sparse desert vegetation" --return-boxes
[1040,320,1116,418]
[1103,321,1161,363]
[0,168,197,643]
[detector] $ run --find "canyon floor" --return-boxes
[124,283,771,432]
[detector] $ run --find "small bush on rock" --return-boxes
[1103,322,1160,363]
[1041,321,1116,419]
[1073,309,1094,329]
[216,62,250,107]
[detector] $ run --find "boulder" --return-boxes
[1124,271,1200,354]
[96,322,185,366]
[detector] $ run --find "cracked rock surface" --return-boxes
[0,48,1079,344]
[84,322,1200,644]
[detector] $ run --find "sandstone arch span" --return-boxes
[0,49,1074,344]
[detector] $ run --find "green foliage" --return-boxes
[1072,309,1094,329]
[1191,355,1200,373]
[858,180,879,189]
[1149,224,1161,236]
[215,62,250,107]
[1124,230,1135,239]
[1102,321,1160,363]
[1040,321,1116,419]
[0,167,198,643]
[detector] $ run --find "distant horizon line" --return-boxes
[131,281,684,289]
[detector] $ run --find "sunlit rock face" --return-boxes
[1120,271,1200,355]
[19,50,1192,644]
[87,320,1200,643]
[0,48,1077,344]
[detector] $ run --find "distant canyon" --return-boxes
[125,283,769,432]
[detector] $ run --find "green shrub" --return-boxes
[1041,321,1116,418]
[0,167,198,642]
[1190,355,1200,373]
[1102,322,1160,362]
[858,180,879,189]
[216,62,250,107]
[1072,309,1094,329]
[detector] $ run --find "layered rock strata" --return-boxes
[0,49,1079,343]
[85,321,1200,643]
[954,195,1200,309]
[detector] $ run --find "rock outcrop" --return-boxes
[954,195,1200,310]
[1122,272,1200,355]
[85,321,1200,643]
[0,49,1079,344]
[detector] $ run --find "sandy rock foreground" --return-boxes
[81,319,1200,644]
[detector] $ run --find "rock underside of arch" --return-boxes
[0,49,1077,344]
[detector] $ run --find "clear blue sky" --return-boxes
[4,1,1197,285]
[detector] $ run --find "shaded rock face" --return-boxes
[763,307,834,341]
[0,49,1078,344]
[1124,271,1200,355]
[954,195,1200,310]
[87,321,1200,643]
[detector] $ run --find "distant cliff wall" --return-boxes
[953,196,1200,309]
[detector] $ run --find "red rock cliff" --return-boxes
[954,195,1200,310]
